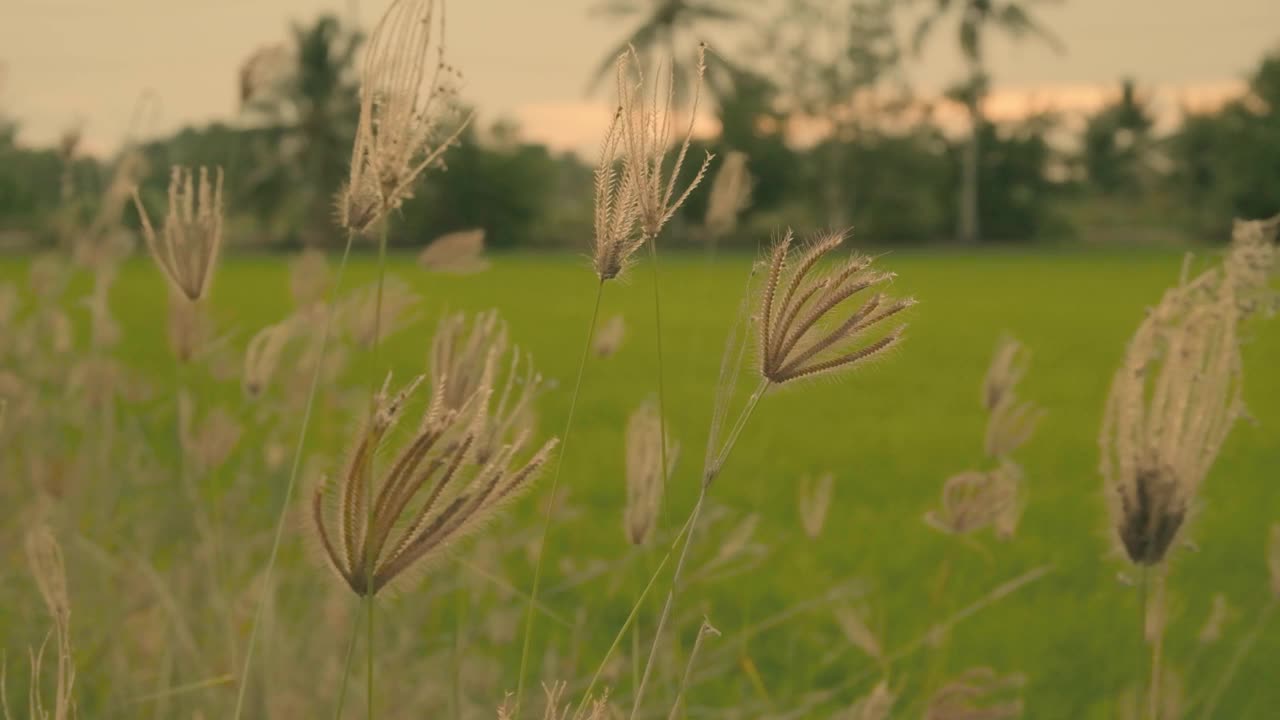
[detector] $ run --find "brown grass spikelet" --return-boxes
[757,229,914,384]
[833,602,883,663]
[242,320,294,398]
[594,314,626,357]
[798,472,834,539]
[925,667,1025,720]
[1197,593,1233,646]
[925,460,1023,539]
[591,102,643,281]
[131,165,225,301]
[339,0,469,234]
[418,227,489,273]
[618,43,714,241]
[1100,257,1243,566]
[178,391,242,474]
[309,371,557,597]
[624,396,677,545]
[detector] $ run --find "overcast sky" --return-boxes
[2,0,1277,156]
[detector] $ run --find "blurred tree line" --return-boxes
[1,4,1278,252]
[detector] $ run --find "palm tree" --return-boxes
[243,15,362,245]
[913,0,1062,242]
[587,0,747,107]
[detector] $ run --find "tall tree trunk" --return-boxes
[960,100,980,243]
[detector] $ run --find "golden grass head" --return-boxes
[338,0,469,235]
[309,371,557,597]
[132,165,225,302]
[1100,259,1243,566]
[624,397,676,545]
[849,681,896,720]
[757,229,914,384]
[617,43,714,241]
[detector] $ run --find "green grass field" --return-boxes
[3,247,1278,718]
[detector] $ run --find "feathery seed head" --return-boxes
[983,334,1030,412]
[309,366,556,597]
[617,44,714,242]
[132,166,225,301]
[757,229,913,384]
[243,320,294,398]
[624,397,676,545]
[419,228,488,273]
[592,103,643,280]
[339,0,469,235]
[1100,259,1243,567]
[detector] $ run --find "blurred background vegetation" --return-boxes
[1,0,1279,252]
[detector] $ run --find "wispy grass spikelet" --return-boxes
[703,150,751,240]
[925,667,1025,720]
[243,320,293,398]
[418,228,489,273]
[594,314,626,357]
[757,229,914,384]
[132,165,225,301]
[591,103,642,280]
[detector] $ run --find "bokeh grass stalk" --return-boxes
[514,279,606,715]
[232,229,356,720]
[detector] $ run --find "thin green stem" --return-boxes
[576,511,695,716]
[233,230,356,720]
[366,222,389,720]
[333,602,362,720]
[646,238,671,529]
[1199,597,1278,720]
[514,280,606,716]
[1137,566,1149,720]
[631,380,769,718]
[1148,569,1165,720]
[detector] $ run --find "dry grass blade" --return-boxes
[833,603,883,663]
[132,165,225,301]
[845,681,895,720]
[758,229,914,385]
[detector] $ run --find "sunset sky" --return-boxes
[2,0,1277,157]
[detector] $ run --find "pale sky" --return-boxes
[1,0,1277,157]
